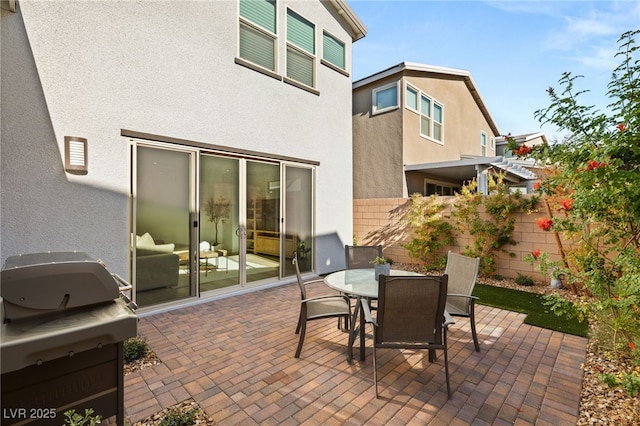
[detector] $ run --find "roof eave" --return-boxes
[324,0,367,42]
[353,62,500,136]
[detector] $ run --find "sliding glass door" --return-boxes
[134,146,195,307]
[283,165,313,276]
[245,161,281,284]
[133,144,314,307]
[199,155,240,291]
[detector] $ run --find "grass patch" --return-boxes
[472,284,588,337]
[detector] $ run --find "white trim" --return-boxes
[404,82,419,113]
[481,131,487,156]
[372,81,399,115]
[285,7,317,89]
[321,29,346,71]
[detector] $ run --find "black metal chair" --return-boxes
[444,251,481,352]
[362,274,453,398]
[293,253,351,358]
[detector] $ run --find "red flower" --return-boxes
[533,182,541,191]
[514,145,532,156]
[586,160,606,171]
[532,249,541,259]
[536,217,553,231]
[617,123,626,132]
[630,341,637,351]
[559,198,573,211]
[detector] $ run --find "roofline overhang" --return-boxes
[324,0,367,42]
[353,62,500,136]
[495,132,548,145]
[405,155,537,181]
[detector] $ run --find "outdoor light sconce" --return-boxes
[64,136,88,175]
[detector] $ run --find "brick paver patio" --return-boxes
[119,280,587,425]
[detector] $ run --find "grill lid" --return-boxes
[1,251,120,323]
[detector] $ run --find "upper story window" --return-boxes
[490,135,495,150]
[372,82,399,114]
[322,31,345,71]
[239,0,277,72]
[405,84,418,112]
[481,131,487,156]
[286,9,315,88]
[419,94,443,143]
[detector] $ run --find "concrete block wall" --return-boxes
[353,196,572,283]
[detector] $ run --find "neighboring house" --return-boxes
[352,62,537,198]
[1,0,366,309]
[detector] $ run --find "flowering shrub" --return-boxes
[535,217,553,231]
[451,173,538,276]
[513,144,532,156]
[516,30,640,363]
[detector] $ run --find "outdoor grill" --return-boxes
[1,252,137,425]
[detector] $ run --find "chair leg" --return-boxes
[372,333,379,398]
[295,313,302,335]
[294,318,307,358]
[470,304,480,352]
[443,345,451,399]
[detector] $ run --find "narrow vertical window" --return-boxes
[239,0,277,71]
[405,85,418,111]
[420,94,432,137]
[481,132,487,156]
[286,9,315,88]
[433,103,443,142]
[322,31,345,70]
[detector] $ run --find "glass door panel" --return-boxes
[134,146,194,307]
[283,165,313,276]
[199,155,240,292]
[246,161,281,283]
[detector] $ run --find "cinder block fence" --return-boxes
[353,196,570,283]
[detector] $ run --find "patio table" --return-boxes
[324,269,423,363]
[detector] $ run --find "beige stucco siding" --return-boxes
[352,76,404,199]
[402,72,497,165]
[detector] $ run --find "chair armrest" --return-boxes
[361,299,377,326]
[444,311,455,327]
[301,294,351,304]
[303,278,326,286]
[447,293,479,301]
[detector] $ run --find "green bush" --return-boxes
[515,273,535,287]
[123,336,149,363]
[63,409,102,426]
[159,407,200,426]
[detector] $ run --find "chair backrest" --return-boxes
[345,245,382,269]
[292,253,307,300]
[376,274,448,346]
[444,251,480,313]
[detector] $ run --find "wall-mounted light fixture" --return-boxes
[64,136,88,175]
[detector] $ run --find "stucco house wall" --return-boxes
[403,71,497,164]
[352,74,405,199]
[1,1,363,280]
[352,63,500,199]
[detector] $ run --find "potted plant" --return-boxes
[296,241,311,271]
[204,196,231,249]
[372,256,392,281]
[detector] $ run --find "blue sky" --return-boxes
[348,0,640,140]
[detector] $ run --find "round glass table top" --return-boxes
[324,269,422,299]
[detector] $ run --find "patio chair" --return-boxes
[362,274,453,398]
[343,244,383,322]
[444,251,481,352]
[293,253,351,358]
[345,244,382,269]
